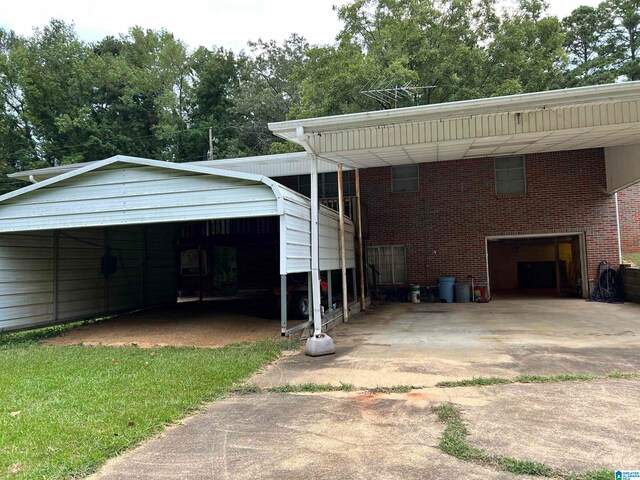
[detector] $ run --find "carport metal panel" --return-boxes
[0,156,356,332]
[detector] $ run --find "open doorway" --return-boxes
[487,234,587,299]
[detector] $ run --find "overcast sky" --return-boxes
[1,0,603,53]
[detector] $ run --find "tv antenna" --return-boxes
[360,80,437,109]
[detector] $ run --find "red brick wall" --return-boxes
[617,183,640,255]
[359,148,619,290]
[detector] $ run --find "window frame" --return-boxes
[494,156,527,195]
[367,245,407,284]
[391,164,420,193]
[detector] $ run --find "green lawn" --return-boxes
[623,253,640,267]
[0,324,290,479]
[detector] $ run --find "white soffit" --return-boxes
[269,82,640,167]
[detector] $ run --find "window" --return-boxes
[495,156,526,194]
[296,172,351,198]
[392,165,419,192]
[367,245,407,284]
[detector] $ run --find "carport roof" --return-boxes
[268,81,640,167]
[0,155,287,204]
[9,152,349,184]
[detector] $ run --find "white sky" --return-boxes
[1,0,602,53]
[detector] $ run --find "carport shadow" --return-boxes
[43,299,302,349]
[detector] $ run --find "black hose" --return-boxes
[590,260,623,303]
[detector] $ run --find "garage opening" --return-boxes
[487,235,586,299]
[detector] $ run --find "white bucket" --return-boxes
[410,284,421,304]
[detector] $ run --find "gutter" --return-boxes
[269,81,640,139]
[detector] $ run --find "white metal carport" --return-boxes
[0,156,356,335]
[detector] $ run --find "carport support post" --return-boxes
[310,152,323,335]
[280,274,287,335]
[338,163,349,323]
[554,237,561,294]
[356,169,366,310]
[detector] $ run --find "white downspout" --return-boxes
[296,127,323,336]
[615,192,623,264]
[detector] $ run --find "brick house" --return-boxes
[4,82,640,335]
[269,82,640,300]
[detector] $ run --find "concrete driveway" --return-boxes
[93,298,640,479]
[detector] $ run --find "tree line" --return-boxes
[0,0,638,193]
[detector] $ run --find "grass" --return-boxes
[514,373,598,383]
[431,403,614,479]
[622,253,640,267]
[0,325,292,479]
[267,382,355,393]
[436,377,512,388]
[364,385,420,394]
[436,371,639,388]
[606,370,640,379]
[232,383,421,395]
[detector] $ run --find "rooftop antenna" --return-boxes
[360,79,437,109]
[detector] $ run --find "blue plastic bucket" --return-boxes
[438,276,456,303]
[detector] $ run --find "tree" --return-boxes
[562,5,615,86]
[187,46,243,159]
[600,0,640,80]
[233,34,308,154]
[483,0,567,95]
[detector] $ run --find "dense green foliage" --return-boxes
[0,327,286,479]
[1,0,637,193]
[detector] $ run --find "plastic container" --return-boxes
[455,283,471,303]
[409,284,421,303]
[305,333,336,357]
[438,276,456,303]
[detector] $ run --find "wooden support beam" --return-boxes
[338,164,349,323]
[555,237,561,294]
[355,169,366,310]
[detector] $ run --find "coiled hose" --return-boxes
[590,260,623,303]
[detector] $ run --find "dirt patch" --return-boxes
[43,300,301,349]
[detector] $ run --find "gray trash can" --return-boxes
[455,283,471,303]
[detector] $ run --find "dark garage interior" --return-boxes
[488,235,584,298]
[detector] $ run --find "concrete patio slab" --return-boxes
[91,392,523,480]
[464,379,640,472]
[90,297,640,479]
[255,298,640,389]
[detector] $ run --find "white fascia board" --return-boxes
[269,81,640,142]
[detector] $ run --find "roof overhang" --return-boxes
[268,82,640,169]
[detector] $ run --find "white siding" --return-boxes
[57,228,105,320]
[0,225,178,332]
[0,164,279,233]
[605,144,640,193]
[319,206,356,271]
[0,232,54,331]
[282,195,311,273]
[280,197,356,274]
